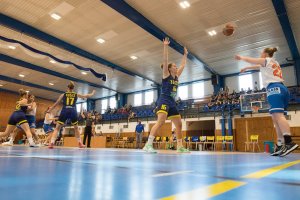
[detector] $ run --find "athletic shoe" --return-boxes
[29,143,39,148]
[2,141,13,146]
[143,143,157,153]
[279,143,299,157]
[48,143,54,149]
[270,144,284,156]
[78,142,86,148]
[176,146,190,153]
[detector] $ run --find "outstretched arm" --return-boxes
[240,65,261,73]
[235,55,265,66]
[177,47,188,77]
[48,94,64,112]
[78,90,96,99]
[162,37,170,79]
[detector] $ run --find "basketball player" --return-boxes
[143,37,189,153]
[0,89,37,147]
[47,81,95,149]
[43,108,57,145]
[2,94,40,146]
[235,47,299,156]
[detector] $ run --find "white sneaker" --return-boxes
[29,143,39,148]
[143,143,157,153]
[2,141,13,146]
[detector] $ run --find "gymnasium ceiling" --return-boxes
[0,0,299,101]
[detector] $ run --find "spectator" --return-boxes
[135,121,144,149]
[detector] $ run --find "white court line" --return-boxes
[152,170,193,177]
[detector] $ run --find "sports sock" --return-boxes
[147,135,155,145]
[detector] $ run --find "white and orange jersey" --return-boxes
[260,57,284,88]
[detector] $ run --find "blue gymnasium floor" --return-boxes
[0,146,300,200]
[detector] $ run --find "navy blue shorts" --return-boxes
[17,115,36,129]
[58,108,78,125]
[156,95,180,119]
[43,124,54,134]
[8,111,27,126]
[267,82,289,114]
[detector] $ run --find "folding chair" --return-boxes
[214,136,224,151]
[153,136,161,149]
[224,136,234,151]
[245,135,261,152]
[160,137,168,149]
[190,136,200,150]
[198,136,206,151]
[204,136,215,151]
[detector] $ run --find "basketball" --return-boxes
[223,24,235,36]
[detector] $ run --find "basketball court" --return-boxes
[1,0,300,200]
[1,146,300,200]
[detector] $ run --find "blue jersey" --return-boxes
[15,98,28,113]
[62,92,78,109]
[135,124,144,133]
[161,75,178,100]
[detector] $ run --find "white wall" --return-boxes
[127,90,158,106]
[225,76,240,92]
[225,66,297,92]
[127,93,135,106]
[95,100,102,112]
[282,66,297,86]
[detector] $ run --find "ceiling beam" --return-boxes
[0,14,160,85]
[0,74,64,94]
[272,0,300,59]
[101,0,218,75]
[0,88,54,102]
[0,54,117,92]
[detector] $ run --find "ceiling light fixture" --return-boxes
[19,74,25,78]
[0,84,3,87]
[96,38,105,44]
[208,30,217,36]
[50,60,56,64]
[49,82,54,86]
[81,71,88,75]
[130,56,138,60]
[50,13,61,20]
[8,45,16,50]
[179,1,190,9]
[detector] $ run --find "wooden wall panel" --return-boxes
[149,123,172,137]
[235,117,276,152]
[0,91,54,131]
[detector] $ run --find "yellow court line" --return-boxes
[160,180,246,200]
[242,160,300,179]
[160,160,300,199]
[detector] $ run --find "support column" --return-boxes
[213,75,225,94]
[87,99,95,111]
[295,58,300,86]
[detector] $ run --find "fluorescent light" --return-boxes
[208,30,217,36]
[0,84,3,87]
[8,45,16,49]
[96,38,105,44]
[50,13,61,20]
[49,82,54,86]
[81,71,88,75]
[19,74,25,78]
[130,56,138,60]
[26,90,30,93]
[50,60,56,64]
[179,1,190,9]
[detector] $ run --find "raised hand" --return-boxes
[163,37,170,45]
[184,47,188,55]
[235,55,242,60]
